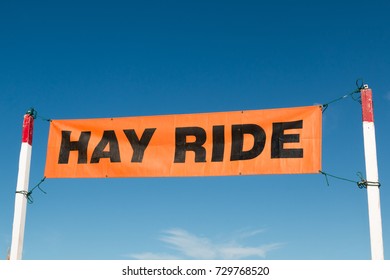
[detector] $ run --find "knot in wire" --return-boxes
[26,108,37,119]
[356,172,367,189]
[15,177,47,204]
[15,190,34,204]
[356,172,381,189]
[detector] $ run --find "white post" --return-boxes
[9,110,35,260]
[361,87,384,260]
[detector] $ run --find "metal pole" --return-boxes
[361,86,384,260]
[9,109,35,260]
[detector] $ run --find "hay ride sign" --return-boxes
[44,105,321,178]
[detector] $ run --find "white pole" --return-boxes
[9,110,35,260]
[361,87,384,260]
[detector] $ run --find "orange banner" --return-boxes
[44,106,322,178]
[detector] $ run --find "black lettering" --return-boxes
[271,120,303,158]
[211,125,224,162]
[122,267,128,276]
[58,131,91,164]
[174,127,206,163]
[230,124,266,161]
[90,130,121,163]
[123,128,156,162]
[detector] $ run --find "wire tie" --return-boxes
[319,170,330,186]
[26,107,52,122]
[319,170,377,190]
[26,108,37,119]
[15,177,47,204]
[15,190,34,204]
[321,79,365,113]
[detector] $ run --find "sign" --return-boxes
[44,106,322,178]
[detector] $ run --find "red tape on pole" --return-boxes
[361,88,374,123]
[21,114,34,145]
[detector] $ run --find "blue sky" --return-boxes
[1,0,389,260]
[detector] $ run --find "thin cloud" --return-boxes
[161,228,217,259]
[218,243,282,259]
[236,228,267,239]
[127,228,282,260]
